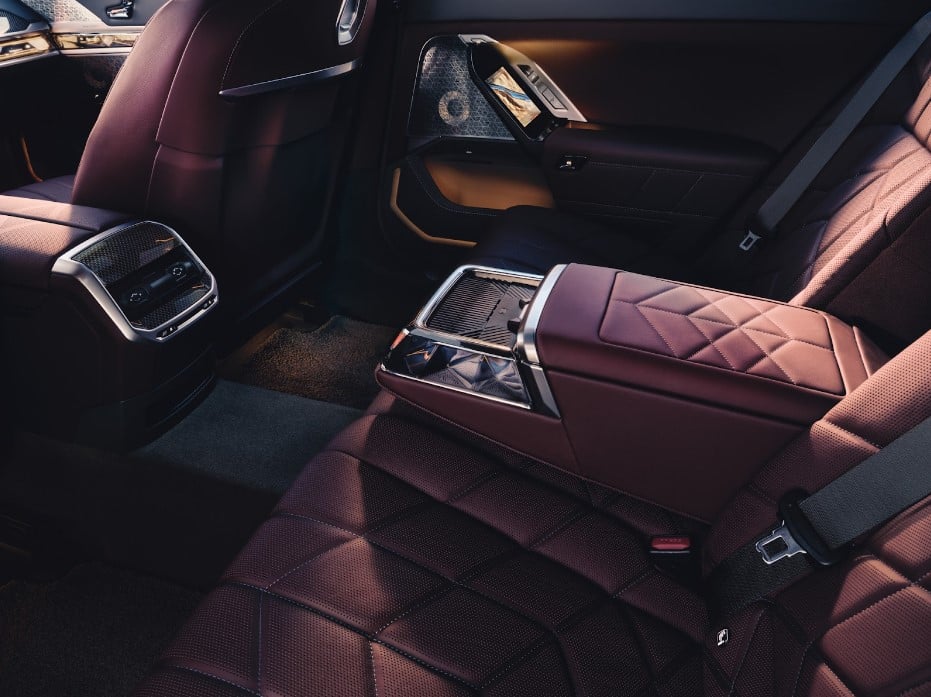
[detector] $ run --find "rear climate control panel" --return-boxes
[53,221,218,341]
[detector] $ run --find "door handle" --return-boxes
[106,0,134,20]
[336,0,365,45]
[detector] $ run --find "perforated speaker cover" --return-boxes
[0,9,30,32]
[408,36,513,145]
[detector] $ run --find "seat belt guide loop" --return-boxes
[739,230,762,252]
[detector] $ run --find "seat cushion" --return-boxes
[469,205,691,279]
[2,175,75,203]
[136,402,707,696]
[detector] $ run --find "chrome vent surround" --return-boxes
[53,221,218,342]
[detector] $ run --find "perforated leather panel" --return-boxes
[137,410,706,696]
[704,331,931,697]
[137,331,931,696]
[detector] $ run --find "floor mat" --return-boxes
[139,380,362,494]
[234,315,398,408]
[0,563,200,697]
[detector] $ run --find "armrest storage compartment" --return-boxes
[378,266,579,471]
[535,264,888,520]
[380,263,888,522]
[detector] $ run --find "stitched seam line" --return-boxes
[680,315,741,371]
[368,641,379,697]
[737,334,797,386]
[619,302,835,351]
[220,0,290,91]
[820,419,883,450]
[586,161,749,178]
[630,303,679,356]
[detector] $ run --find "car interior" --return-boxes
[1,0,931,695]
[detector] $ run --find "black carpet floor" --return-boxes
[138,379,362,494]
[0,563,200,697]
[1,381,362,588]
[234,315,398,408]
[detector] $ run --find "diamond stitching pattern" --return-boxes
[601,272,845,394]
[136,401,931,697]
[138,413,707,696]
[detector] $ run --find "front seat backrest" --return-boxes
[71,0,376,299]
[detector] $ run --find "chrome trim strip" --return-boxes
[0,31,56,66]
[54,29,140,53]
[523,363,561,418]
[517,264,566,365]
[52,221,219,344]
[60,46,131,56]
[0,45,55,66]
[50,21,145,33]
[219,58,361,98]
[380,364,532,410]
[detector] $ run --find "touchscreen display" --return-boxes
[486,67,541,127]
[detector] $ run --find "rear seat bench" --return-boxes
[136,322,931,696]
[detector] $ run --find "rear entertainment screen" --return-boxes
[486,67,541,127]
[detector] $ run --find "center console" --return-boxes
[0,196,219,448]
[379,263,889,521]
[382,266,557,415]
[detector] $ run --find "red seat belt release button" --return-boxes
[651,536,691,553]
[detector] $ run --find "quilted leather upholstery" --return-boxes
[601,272,846,395]
[137,332,931,697]
[755,123,931,305]
[137,403,707,696]
[704,330,931,697]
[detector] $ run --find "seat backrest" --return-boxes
[727,46,931,351]
[703,329,931,696]
[71,0,377,299]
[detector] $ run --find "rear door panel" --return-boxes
[379,1,927,263]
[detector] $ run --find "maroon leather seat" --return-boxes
[471,58,931,353]
[2,0,377,305]
[3,175,75,203]
[135,332,931,696]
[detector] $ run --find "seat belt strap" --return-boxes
[739,11,931,252]
[710,415,931,614]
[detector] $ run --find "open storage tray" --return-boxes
[381,266,559,413]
